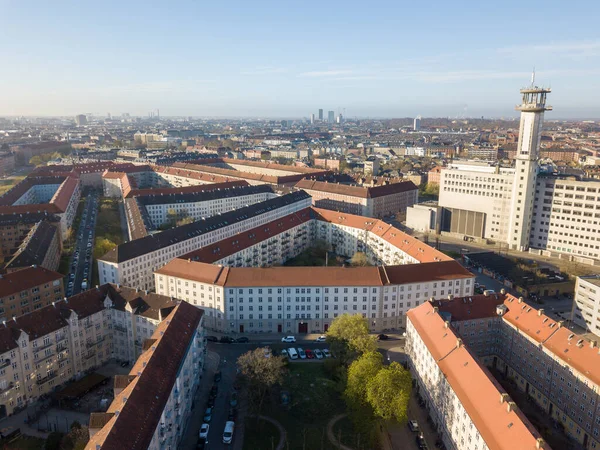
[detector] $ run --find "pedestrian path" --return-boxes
[326,413,354,450]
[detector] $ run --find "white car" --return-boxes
[315,335,327,342]
[199,423,210,440]
[314,349,324,359]
[281,336,296,343]
[322,349,331,358]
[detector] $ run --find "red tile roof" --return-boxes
[0,266,63,298]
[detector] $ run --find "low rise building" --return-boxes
[296,178,418,218]
[4,221,61,272]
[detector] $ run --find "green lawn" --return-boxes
[3,436,45,450]
[333,414,375,450]
[0,175,26,196]
[242,417,280,450]
[263,363,346,450]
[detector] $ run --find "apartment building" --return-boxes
[97,191,313,290]
[295,178,418,218]
[154,207,473,333]
[406,299,549,450]
[86,301,205,450]
[410,292,600,449]
[0,174,81,241]
[0,213,61,263]
[0,284,177,418]
[572,276,600,335]
[0,266,64,319]
[137,184,275,228]
[4,221,61,272]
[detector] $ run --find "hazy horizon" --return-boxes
[1,1,599,119]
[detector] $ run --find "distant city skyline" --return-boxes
[1,1,600,118]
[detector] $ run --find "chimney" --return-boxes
[444,321,450,329]
[500,288,506,295]
[499,393,509,404]
[52,302,56,308]
[456,338,463,348]
[507,401,517,413]
[536,438,546,449]
[447,294,453,300]
[538,309,544,316]
[433,307,439,313]
[591,340,597,349]
[117,283,120,289]
[518,297,524,303]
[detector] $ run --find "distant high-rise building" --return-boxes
[310,114,315,124]
[413,116,421,131]
[328,111,335,124]
[75,114,87,126]
[336,114,343,124]
[318,109,324,121]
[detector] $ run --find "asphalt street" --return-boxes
[66,191,99,296]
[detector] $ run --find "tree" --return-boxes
[345,352,383,406]
[366,362,412,423]
[60,421,89,450]
[350,252,369,267]
[237,347,287,415]
[93,237,117,259]
[326,314,377,363]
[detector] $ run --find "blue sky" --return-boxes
[1,0,599,118]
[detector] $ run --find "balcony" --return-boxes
[83,351,96,361]
[36,372,58,386]
[86,337,105,349]
[56,343,68,353]
[0,359,10,370]
[83,321,94,330]
[37,341,54,352]
[113,324,127,333]
[35,351,55,364]
[0,382,14,394]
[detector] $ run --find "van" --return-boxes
[287,347,298,360]
[223,421,235,444]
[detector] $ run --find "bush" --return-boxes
[45,432,63,450]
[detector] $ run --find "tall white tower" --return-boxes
[507,76,552,251]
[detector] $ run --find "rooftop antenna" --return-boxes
[531,67,536,87]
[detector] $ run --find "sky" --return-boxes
[1,0,600,119]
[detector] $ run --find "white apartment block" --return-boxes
[154,207,473,333]
[572,276,600,335]
[97,191,312,291]
[0,284,177,418]
[406,300,549,450]
[87,301,205,450]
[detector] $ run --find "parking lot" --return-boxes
[66,191,99,296]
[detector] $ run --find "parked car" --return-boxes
[223,421,235,444]
[214,371,222,382]
[322,349,331,358]
[315,335,327,342]
[206,396,215,408]
[228,408,237,421]
[305,348,314,359]
[205,336,218,342]
[203,407,213,423]
[235,337,249,343]
[314,349,324,359]
[408,420,420,432]
[199,423,210,440]
[377,334,389,341]
[210,385,218,399]
[230,392,238,407]
[196,437,206,449]
[297,348,306,359]
[281,349,289,358]
[220,336,235,344]
[416,434,428,449]
[281,336,296,343]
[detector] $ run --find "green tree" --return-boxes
[327,314,377,363]
[345,352,383,405]
[93,237,117,259]
[366,362,412,423]
[29,155,43,166]
[237,347,287,415]
[350,251,369,267]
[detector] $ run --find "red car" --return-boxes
[305,348,315,359]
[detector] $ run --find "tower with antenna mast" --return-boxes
[507,70,552,251]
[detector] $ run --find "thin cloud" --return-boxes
[240,67,287,75]
[498,40,600,56]
[298,70,354,77]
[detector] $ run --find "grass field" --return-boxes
[242,417,280,450]
[0,175,26,195]
[2,436,45,450]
